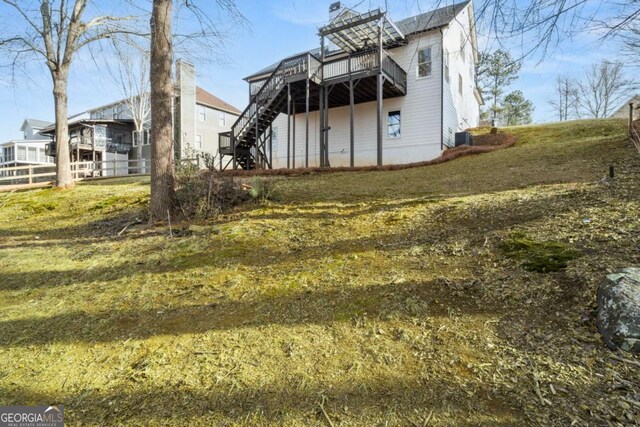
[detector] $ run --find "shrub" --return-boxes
[175,170,248,219]
[247,177,279,201]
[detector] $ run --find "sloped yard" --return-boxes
[0,119,639,426]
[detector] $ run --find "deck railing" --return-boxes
[322,49,406,91]
[47,139,133,155]
[382,52,407,90]
[219,131,232,151]
[233,52,318,147]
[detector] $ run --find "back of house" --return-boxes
[221,0,482,170]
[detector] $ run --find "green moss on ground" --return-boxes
[0,119,639,426]
[501,232,581,272]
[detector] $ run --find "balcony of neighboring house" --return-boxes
[45,125,134,158]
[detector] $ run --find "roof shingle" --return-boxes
[196,86,241,115]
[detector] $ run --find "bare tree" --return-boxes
[618,21,640,62]
[149,0,174,222]
[147,0,246,223]
[548,75,579,121]
[474,0,640,61]
[108,37,151,173]
[0,1,142,188]
[578,61,634,118]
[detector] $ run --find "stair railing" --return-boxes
[230,53,312,148]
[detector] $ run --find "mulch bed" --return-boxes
[222,132,518,177]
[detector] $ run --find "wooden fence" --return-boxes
[0,159,150,188]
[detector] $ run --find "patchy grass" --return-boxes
[0,119,639,426]
[501,232,581,273]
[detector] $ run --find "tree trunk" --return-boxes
[136,127,144,174]
[149,0,174,223]
[53,76,74,188]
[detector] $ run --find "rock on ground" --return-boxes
[597,268,640,353]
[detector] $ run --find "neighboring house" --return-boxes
[610,94,640,120]
[42,60,240,175]
[219,0,482,170]
[0,119,55,172]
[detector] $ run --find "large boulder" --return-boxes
[597,268,640,353]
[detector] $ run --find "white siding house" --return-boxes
[42,60,240,172]
[223,1,481,170]
[1,119,55,169]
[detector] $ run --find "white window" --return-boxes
[417,47,432,78]
[4,146,15,162]
[458,74,463,96]
[198,105,207,122]
[132,131,139,147]
[387,111,401,138]
[143,129,150,146]
[28,147,37,162]
[218,111,226,127]
[194,134,203,150]
[17,146,26,161]
[444,49,450,82]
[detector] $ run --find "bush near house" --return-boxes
[0,119,638,426]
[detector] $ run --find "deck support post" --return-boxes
[305,77,310,168]
[320,34,326,168]
[319,86,325,168]
[349,59,355,168]
[376,18,384,166]
[292,101,296,169]
[232,135,237,170]
[324,86,330,167]
[256,104,260,169]
[287,82,291,169]
[269,123,273,169]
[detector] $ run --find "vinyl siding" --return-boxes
[441,3,480,147]
[195,105,239,158]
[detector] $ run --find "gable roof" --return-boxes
[81,86,241,117]
[244,1,471,81]
[395,1,470,36]
[21,118,52,131]
[195,86,241,115]
[610,94,640,117]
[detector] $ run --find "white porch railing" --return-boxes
[0,159,150,187]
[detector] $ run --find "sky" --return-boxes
[0,0,632,142]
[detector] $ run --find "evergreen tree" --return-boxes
[501,90,534,125]
[477,50,521,125]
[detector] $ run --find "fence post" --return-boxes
[630,103,634,137]
[112,160,116,177]
[28,166,33,184]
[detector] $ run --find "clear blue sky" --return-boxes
[0,0,629,142]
